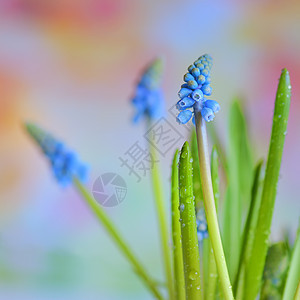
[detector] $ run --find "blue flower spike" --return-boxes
[25,122,89,187]
[176,54,220,125]
[196,208,208,242]
[132,58,165,123]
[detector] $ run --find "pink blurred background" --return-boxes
[0,0,299,299]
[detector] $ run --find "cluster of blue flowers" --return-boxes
[26,123,88,187]
[196,208,208,242]
[176,54,220,125]
[132,58,164,123]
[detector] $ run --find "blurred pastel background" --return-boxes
[0,0,299,299]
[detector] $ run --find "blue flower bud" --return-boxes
[188,64,195,72]
[187,80,198,89]
[176,110,193,124]
[201,68,209,77]
[191,89,204,101]
[178,87,192,99]
[201,107,215,122]
[202,84,212,95]
[204,54,212,60]
[205,76,211,84]
[204,100,220,113]
[195,63,204,70]
[176,97,195,111]
[181,83,189,89]
[197,75,206,85]
[191,68,200,78]
[184,73,194,82]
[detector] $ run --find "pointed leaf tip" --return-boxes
[280,68,291,86]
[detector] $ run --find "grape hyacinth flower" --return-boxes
[196,208,208,242]
[178,55,234,299]
[131,58,164,123]
[176,54,220,124]
[25,122,88,186]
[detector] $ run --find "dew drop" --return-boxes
[189,270,199,281]
[182,151,188,158]
[180,204,185,212]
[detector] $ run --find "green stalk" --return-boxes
[178,142,202,299]
[283,220,300,300]
[194,112,234,300]
[171,149,186,300]
[73,178,163,299]
[234,160,264,299]
[191,129,204,209]
[149,129,174,300]
[244,68,291,300]
[205,146,220,299]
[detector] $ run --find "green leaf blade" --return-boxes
[223,100,254,282]
[234,160,264,299]
[244,68,292,300]
[282,221,300,300]
[171,149,186,300]
[179,141,202,299]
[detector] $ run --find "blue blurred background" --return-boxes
[0,0,299,299]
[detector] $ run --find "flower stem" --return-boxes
[148,126,174,300]
[171,149,186,300]
[194,111,234,300]
[205,146,220,299]
[73,178,163,300]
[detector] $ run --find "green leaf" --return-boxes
[282,220,300,300]
[260,242,289,300]
[244,68,292,300]
[171,149,186,300]
[223,100,254,281]
[293,281,300,300]
[234,160,264,299]
[179,141,202,299]
[191,129,204,209]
